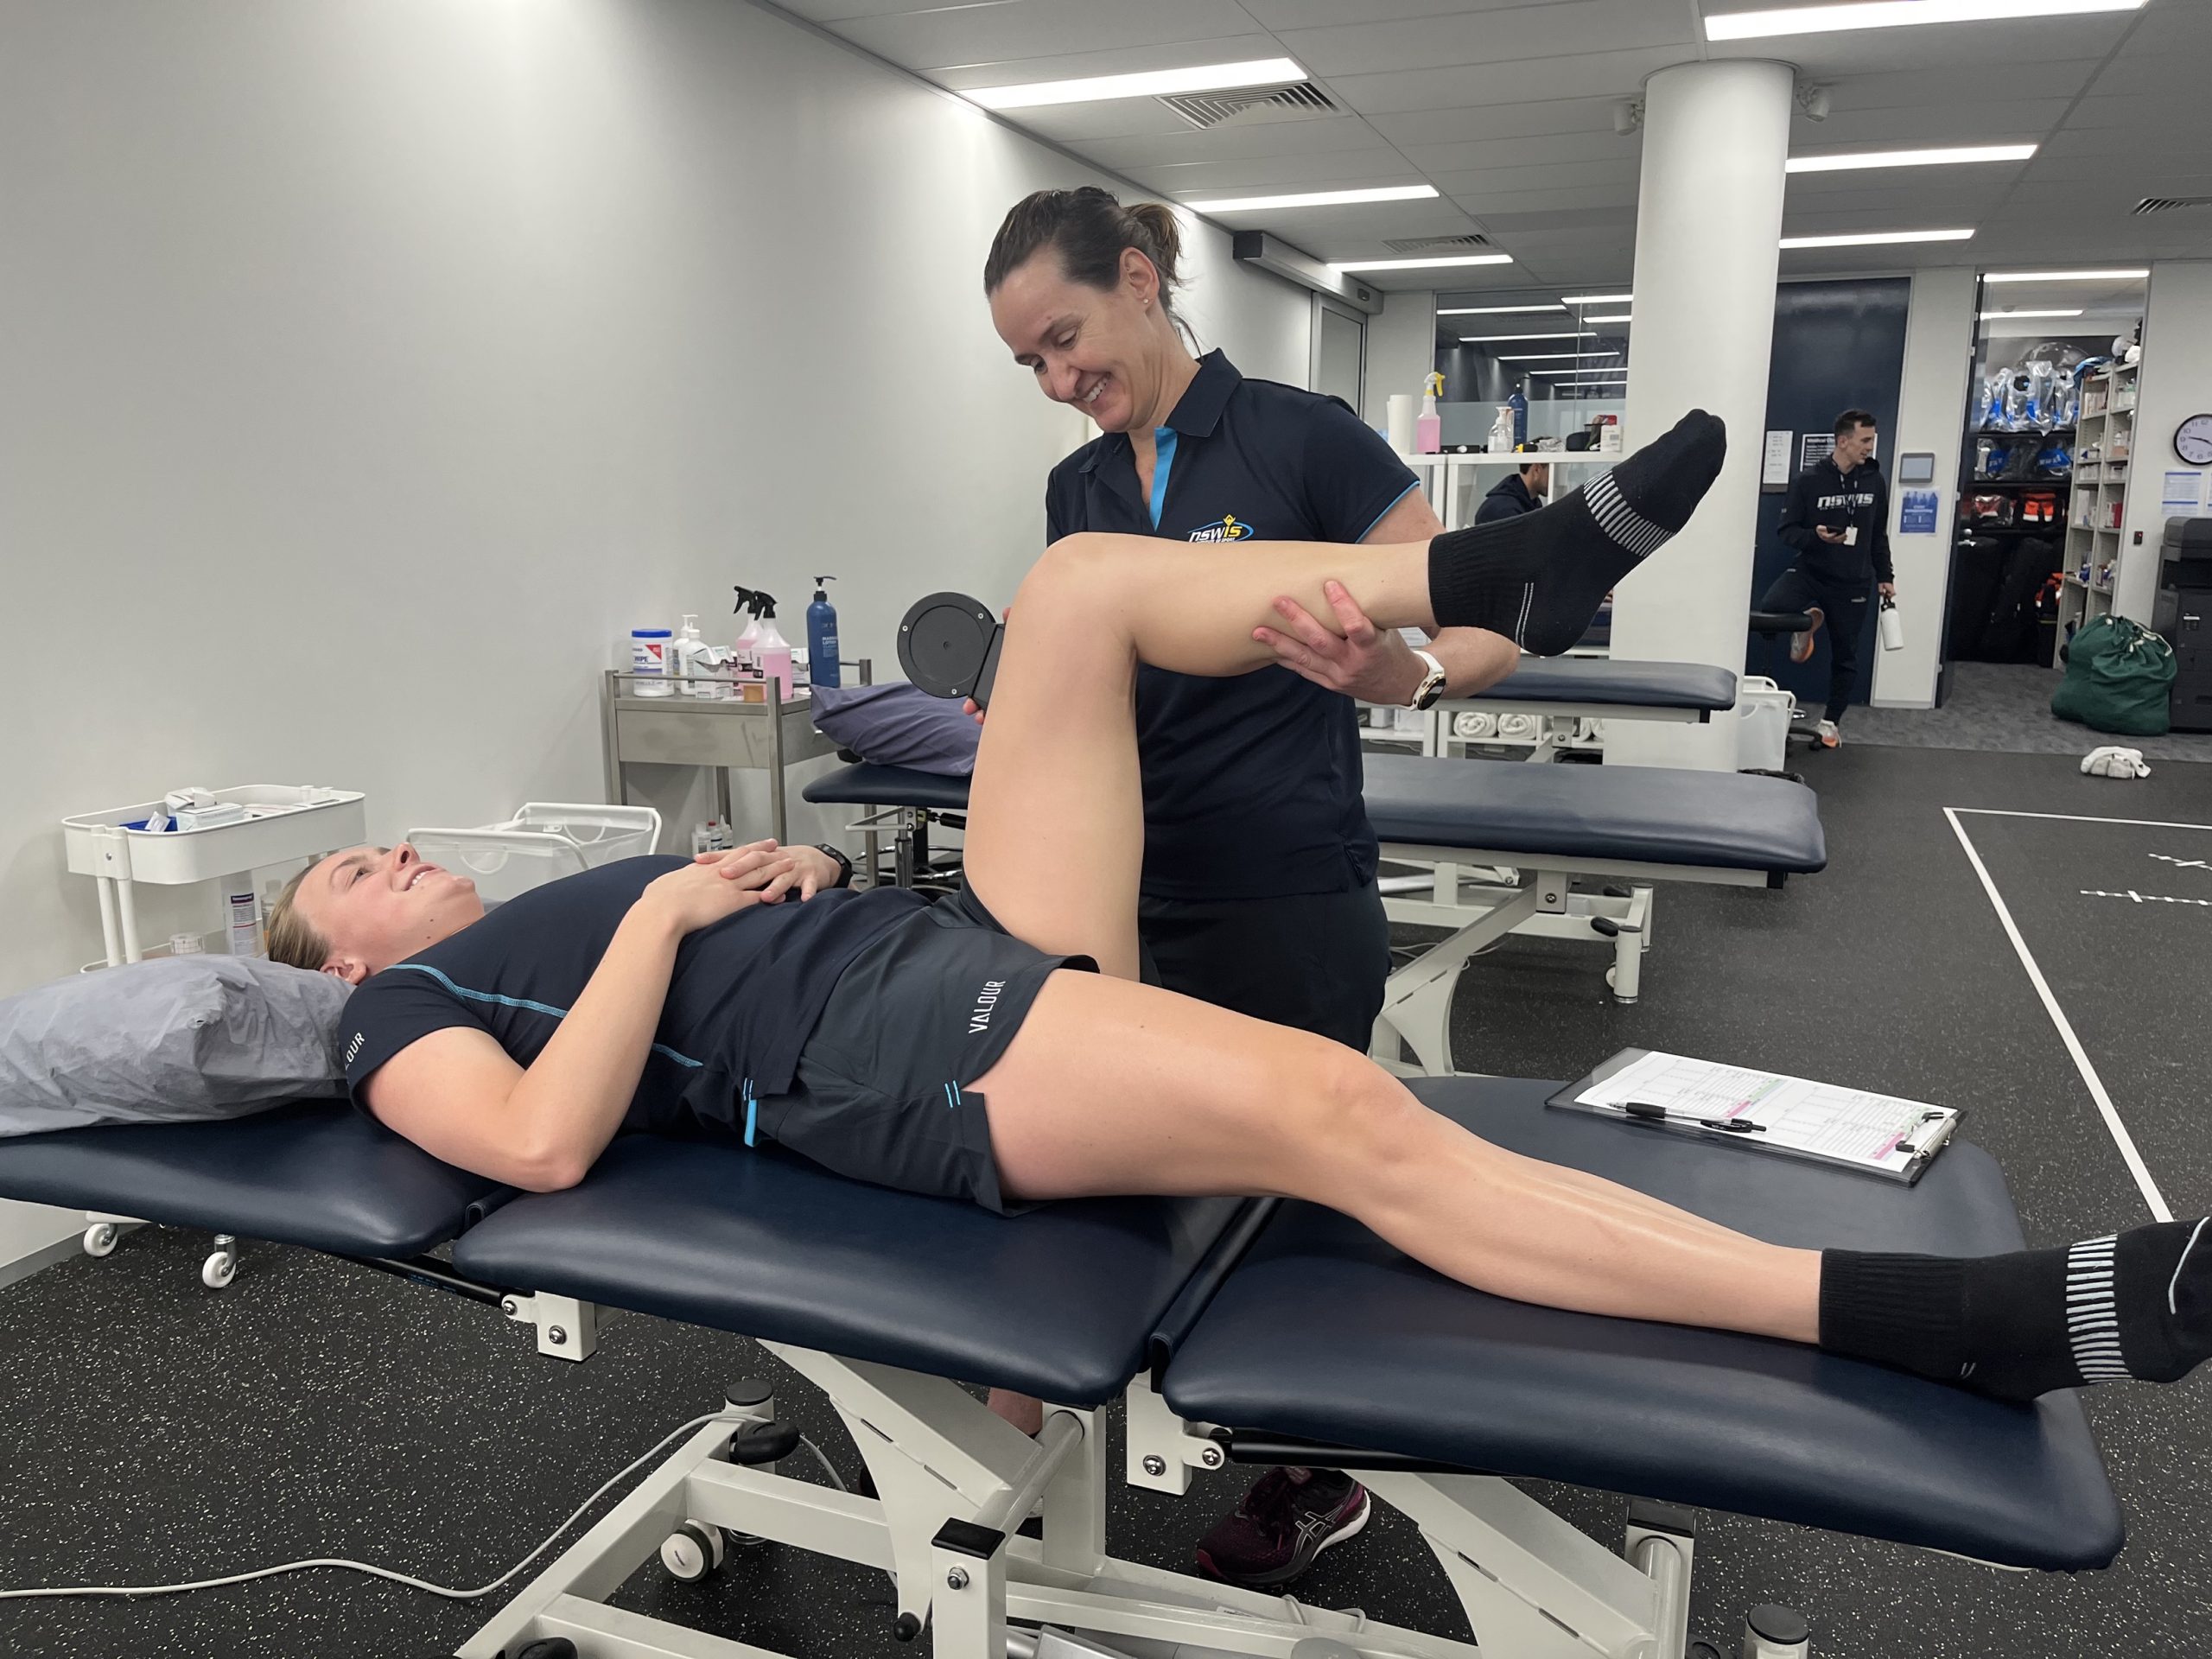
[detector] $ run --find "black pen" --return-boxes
[1623,1101,1766,1134]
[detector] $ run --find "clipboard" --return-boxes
[1547,1048,1961,1185]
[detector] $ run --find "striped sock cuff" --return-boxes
[2067,1234,2131,1382]
[1583,469,1674,561]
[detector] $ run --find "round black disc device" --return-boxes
[899,592,1000,702]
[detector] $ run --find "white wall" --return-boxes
[1363,289,1439,432]
[1872,267,1976,709]
[2117,260,2212,623]
[0,0,1310,995]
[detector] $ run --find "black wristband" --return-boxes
[814,843,855,888]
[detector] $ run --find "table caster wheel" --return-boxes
[1605,965,1617,989]
[514,1642,579,1659]
[82,1224,119,1258]
[201,1249,238,1290]
[659,1520,727,1581]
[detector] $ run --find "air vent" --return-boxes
[1157,80,1337,131]
[1384,232,1492,253]
[2134,196,2212,214]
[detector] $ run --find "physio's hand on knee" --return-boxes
[646,845,798,933]
[1255,582,1420,703]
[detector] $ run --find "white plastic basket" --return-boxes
[1733,677,1794,773]
[404,803,662,905]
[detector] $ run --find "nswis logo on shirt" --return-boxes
[1189,513,1255,543]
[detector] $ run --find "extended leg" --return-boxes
[976,974,2212,1401]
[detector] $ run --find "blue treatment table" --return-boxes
[804,755,1827,1072]
[0,1076,2120,1659]
[1421,656,1738,762]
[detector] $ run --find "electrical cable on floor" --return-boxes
[0,1413,857,1605]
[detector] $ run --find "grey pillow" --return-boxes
[0,956,351,1136]
[810,683,982,777]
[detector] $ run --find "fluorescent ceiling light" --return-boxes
[1560,293,1631,304]
[969,57,1305,111]
[1459,331,1597,343]
[1983,267,2148,282]
[1436,304,1567,315]
[1530,366,1629,377]
[1493,351,1623,361]
[1980,308,2085,320]
[1780,227,1974,248]
[1333,253,1515,272]
[1185,184,1437,212]
[1707,1,2144,43]
[1787,143,2037,173]
[1584,313,1633,323]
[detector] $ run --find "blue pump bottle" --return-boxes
[807,575,840,688]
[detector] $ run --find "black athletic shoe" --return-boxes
[1193,1468,1370,1588]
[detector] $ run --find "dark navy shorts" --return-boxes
[758,886,1093,1214]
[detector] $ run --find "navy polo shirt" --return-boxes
[340,857,926,1140]
[1045,350,1421,901]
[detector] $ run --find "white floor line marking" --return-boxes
[1949,807,2212,832]
[1944,808,2171,1223]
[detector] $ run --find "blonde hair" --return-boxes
[264,861,334,972]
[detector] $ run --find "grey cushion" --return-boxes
[0,956,350,1136]
[810,683,981,777]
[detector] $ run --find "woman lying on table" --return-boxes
[270,411,2209,1406]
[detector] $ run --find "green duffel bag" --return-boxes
[2052,613,2177,736]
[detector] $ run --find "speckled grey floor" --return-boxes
[1846,660,2212,761]
[0,745,2207,1658]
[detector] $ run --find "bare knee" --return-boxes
[1020,532,1124,615]
[1268,1040,1429,1197]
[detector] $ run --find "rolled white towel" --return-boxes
[1497,712,1539,741]
[2081,745,2152,779]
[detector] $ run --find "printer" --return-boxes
[2152,517,2212,732]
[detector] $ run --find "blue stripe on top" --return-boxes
[1147,427,1178,529]
[387,961,704,1069]
[1357,478,1422,543]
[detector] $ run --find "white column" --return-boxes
[1607,60,1794,770]
[1873,266,1977,708]
[2117,260,2212,623]
[1363,289,1439,431]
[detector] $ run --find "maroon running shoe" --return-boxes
[1193,1468,1370,1587]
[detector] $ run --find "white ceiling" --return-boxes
[772,0,2212,293]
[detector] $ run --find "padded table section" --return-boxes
[1474,657,1736,712]
[454,1136,1244,1407]
[1363,753,1827,874]
[0,1101,503,1259]
[1163,1077,2124,1572]
[804,763,970,812]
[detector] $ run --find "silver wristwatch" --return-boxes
[1405,648,1449,711]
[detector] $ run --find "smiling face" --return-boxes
[989,246,1184,435]
[285,843,484,983]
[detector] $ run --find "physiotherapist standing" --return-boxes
[977,186,1516,1590]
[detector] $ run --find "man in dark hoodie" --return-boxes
[1474,460,1550,524]
[1761,409,1895,747]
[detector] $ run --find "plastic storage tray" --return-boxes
[62,785,368,886]
[404,803,662,905]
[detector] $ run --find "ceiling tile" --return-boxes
[1820,61,2094,114]
[1078,116,1389,169]
[1708,16,2130,78]
[2062,95,2212,138]
[1440,180,1643,213]
[1011,100,1235,143]
[1280,0,1696,79]
[1135,148,1426,194]
[1786,166,2032,201]
[769,0,944,22]
[1418,156,1643,194]
[833,0,1259,74]
[1326,46,1697,115]
[1367,95,1625,146]
[1783,106,2069,150]
[1473,205,1637,232]
[1401,128,1641,173]
[927,35,1282,92]
[1243,0,1584,27]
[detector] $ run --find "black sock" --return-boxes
[1426,409,1727,654]
[1819,1217,2212,1402]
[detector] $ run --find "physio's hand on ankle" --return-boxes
[1255,582,1421,703]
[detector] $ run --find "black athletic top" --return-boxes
[339,857,925,1137]
[1045,350,1421,902]
[1779,456,1894,587]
